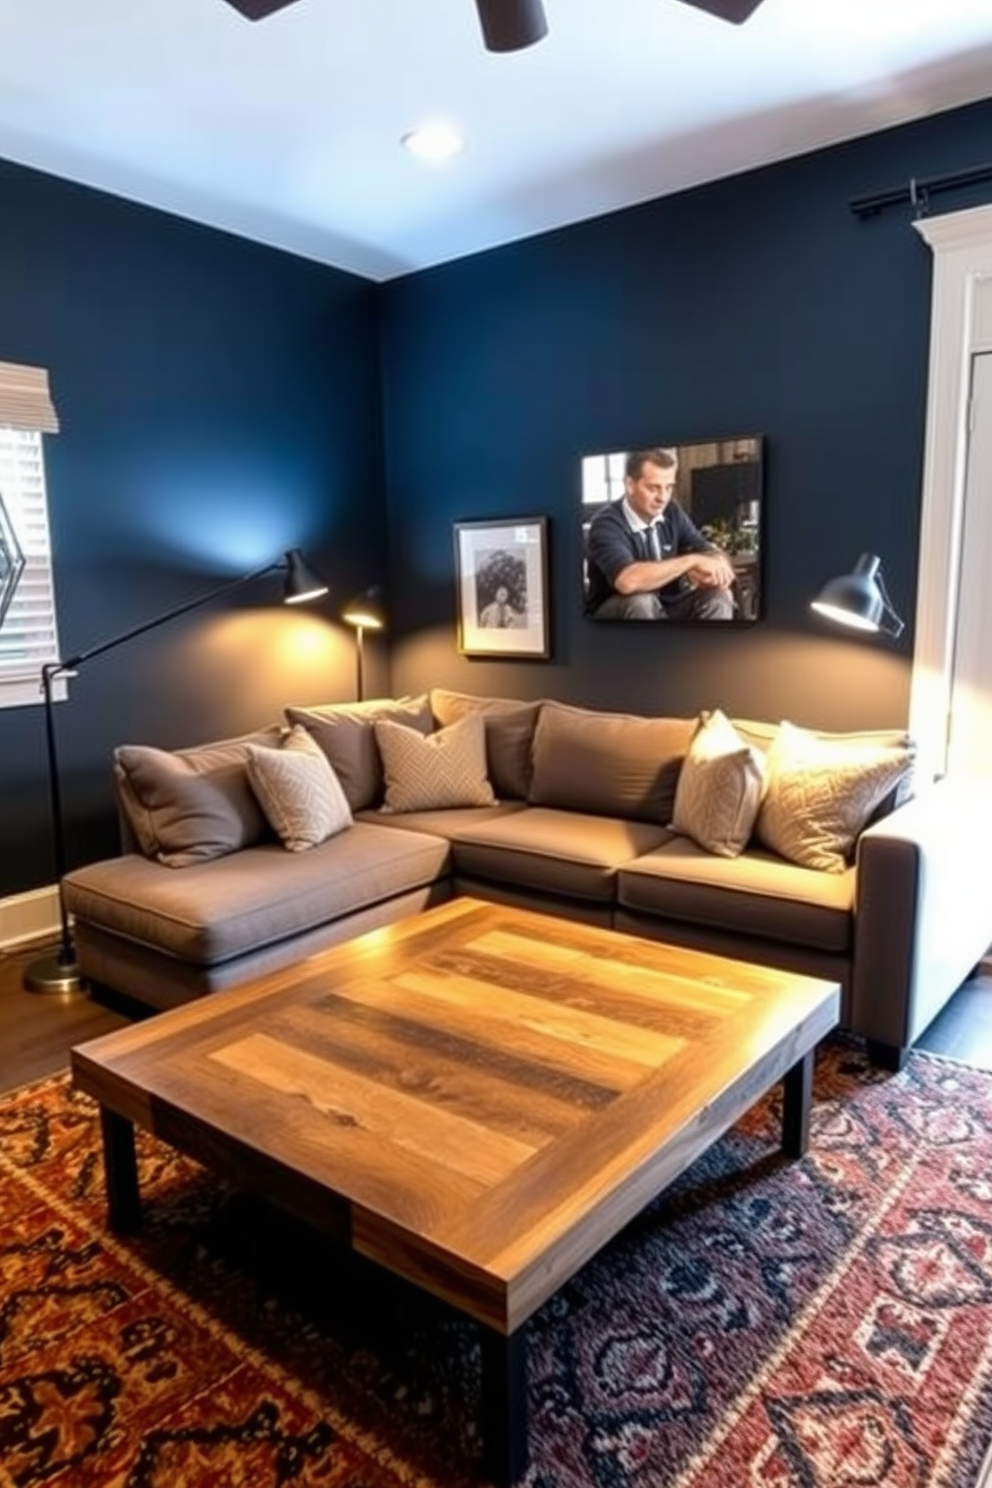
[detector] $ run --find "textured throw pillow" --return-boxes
[114,726,284,867]
[430,687,541,800]
[755,720,916,872]
[246,726,352,851]
[374,713,496,813]
[670,709,766,857]
[284,696,432,812]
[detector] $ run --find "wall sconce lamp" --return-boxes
[341,585,386,702]
[23,547,329,997]
[810,553,905,639]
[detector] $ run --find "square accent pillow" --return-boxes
[246,726,353,851]
[114,726,284,867]
[529,701,695,823]
[284,696,432,811]
[670,709,766,857]
[756,720,916,873]
[430,687,541,800]
[374,713,496,813]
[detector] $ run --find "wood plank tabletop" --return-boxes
[72,898,840,1332]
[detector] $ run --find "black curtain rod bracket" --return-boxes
[850,161,992,220]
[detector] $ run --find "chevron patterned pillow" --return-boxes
[374,713,496,813]
[246,725,353,851]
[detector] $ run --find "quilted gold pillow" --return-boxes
[756,720,916,872]
[670,709,766,857]
[246,726,352,851]
[374,714,496,813]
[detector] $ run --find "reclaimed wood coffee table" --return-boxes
[71,897,840,1485]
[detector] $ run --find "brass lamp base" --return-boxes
[23,950,86,996]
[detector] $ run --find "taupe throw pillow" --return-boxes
[246,726,352,851]
[670,709,766,857]
[529,701,695,823]
[755,720,916,873]
[374,713,496,813]
[284,696,432,811]
[114,726,283,867]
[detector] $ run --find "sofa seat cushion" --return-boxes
[449,807,672,902]
[617,837,854,953]
[63,822,450,968]
[354,801,528,839]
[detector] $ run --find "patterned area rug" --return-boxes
[2,1036,992,1487]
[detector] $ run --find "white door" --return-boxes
[948,349,992,779]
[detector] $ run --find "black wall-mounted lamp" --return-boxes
[810,553,905,638]
[341,585,386,702]
[24,548,329,996]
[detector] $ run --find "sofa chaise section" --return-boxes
[65,820,451,1010]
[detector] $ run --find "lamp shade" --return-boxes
[810,553,905,638]
[341,585,386,631]
[475,0,548,52]
[283,548,329,605]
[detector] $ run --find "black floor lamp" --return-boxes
[341,585,385,702]
[23,547,328,996]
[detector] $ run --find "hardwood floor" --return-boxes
[2,936,992,1098]
[0,939,142,1095]
[914,960,992,1069]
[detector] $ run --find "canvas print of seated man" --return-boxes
[582,438,762,622]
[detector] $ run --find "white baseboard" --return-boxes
[0,885,60,950]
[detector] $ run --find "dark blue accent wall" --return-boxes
[3,94,992,906]
[379,96,992,726]
[0,158,385,899]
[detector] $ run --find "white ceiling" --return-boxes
[3,0,992,282]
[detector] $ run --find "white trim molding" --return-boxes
[0,883,61,949]
[911,203,992,782]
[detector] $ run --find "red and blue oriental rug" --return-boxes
[1,1036,992,1486]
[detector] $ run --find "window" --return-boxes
[0,362,62,708]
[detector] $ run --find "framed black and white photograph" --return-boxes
[454,516,549,658]
[580,436,764,623]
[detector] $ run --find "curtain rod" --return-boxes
[849,161,992,219]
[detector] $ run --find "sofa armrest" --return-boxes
[851,775,992,1056]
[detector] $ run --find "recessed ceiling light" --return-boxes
[401,122,466,163]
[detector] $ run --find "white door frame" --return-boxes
[911,202,992,781]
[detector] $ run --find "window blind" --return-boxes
[0,360,59,433]
[0,360,61,706]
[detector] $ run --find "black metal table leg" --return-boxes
[479,1323,528,1487]
[781,1049,814,1158]
[100,1106,142,1233]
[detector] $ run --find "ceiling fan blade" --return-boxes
[475,0,548,52]
[222,0,301,19]
[675,0,765,22]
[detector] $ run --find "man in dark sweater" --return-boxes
[585,447,735,620]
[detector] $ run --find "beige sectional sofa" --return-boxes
[62,688,992,1071]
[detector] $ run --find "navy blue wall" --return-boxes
[0,159,385,898]
[379,96,992,727]
[4,94,992,905]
